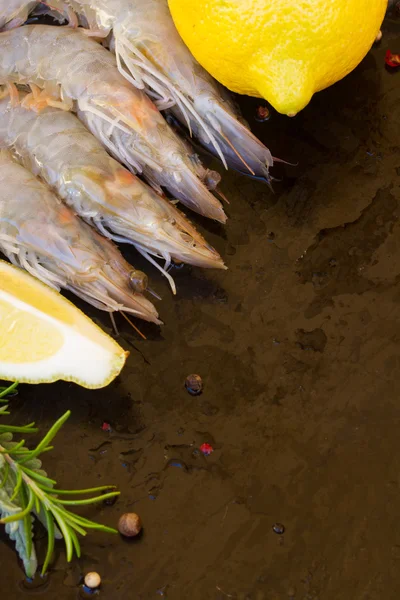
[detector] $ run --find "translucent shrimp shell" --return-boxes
[0,0,38,30]
[0,24,226,222]
[0,96,226,292]
[0,149,160,324]
[61,0,274,181]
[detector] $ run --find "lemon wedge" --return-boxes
[0,260,128,388]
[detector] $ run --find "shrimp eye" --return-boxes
[129,270,148,294]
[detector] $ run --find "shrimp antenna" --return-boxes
[273,157,299,167]
[120,311,147,340]
[110,312,119,336]
[147,286,162,301]
[215,128,256,176]
[215,188,230,205]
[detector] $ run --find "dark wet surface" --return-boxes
[3,15,400,600]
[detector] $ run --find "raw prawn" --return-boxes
[54,0,275,182]
[0,25,227,223]
[0,149,161,324]
[0,94,226,293]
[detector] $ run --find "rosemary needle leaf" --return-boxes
[54,507,115,533]
[52,508,74,562]
[17,412,70,465]
[21,487,34,561]
[19,465,57,487]
[0,462,9,489]
[0,382,18,400]
[1,487,35,524]
[0,424,38,434]
[41,508,55,576]
[1,440,27,454]
[39,484,117,495]
[68,527,82,558]
[52,491,120,506]
[9,467,22,502]
[51,506,88,536]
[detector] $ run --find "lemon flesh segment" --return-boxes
[0,260,128,389]
[168,0,388,116]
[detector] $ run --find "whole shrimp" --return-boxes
[0,94,226,294]
[51,0,275,183]
[0,149,161,324]
[0,25,227,223]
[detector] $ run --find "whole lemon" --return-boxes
[168,0,387,116]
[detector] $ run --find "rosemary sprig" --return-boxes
[0,382,120,578]
[0,381,19,401]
